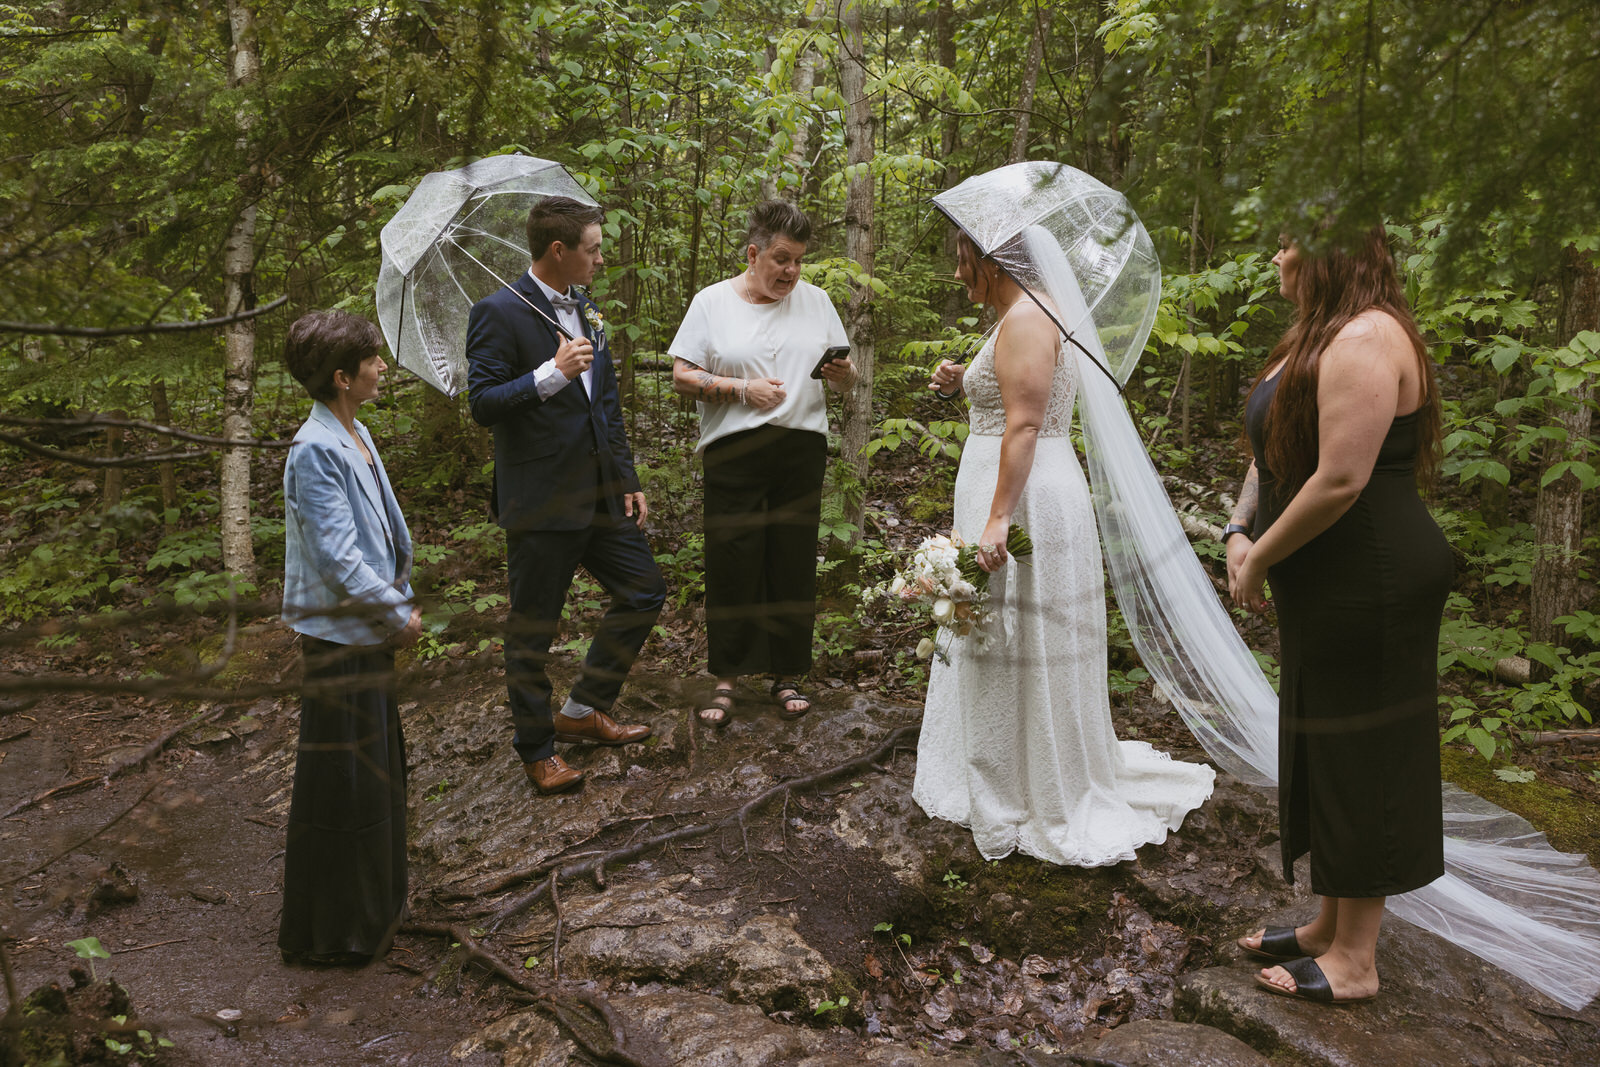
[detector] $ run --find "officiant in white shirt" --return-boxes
[669,199,855,728]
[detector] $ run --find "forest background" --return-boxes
[2,0,1597,787]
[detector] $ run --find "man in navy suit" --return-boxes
[466,196,665,794]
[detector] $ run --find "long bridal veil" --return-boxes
[933,161,1600,1011]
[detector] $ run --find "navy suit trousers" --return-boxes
[504,501,665,763]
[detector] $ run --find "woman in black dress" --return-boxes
[1225,227,1452,1003]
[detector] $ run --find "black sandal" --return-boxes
[770,679,812,721]
[697,686,735,728]
[1238,926,1304,963]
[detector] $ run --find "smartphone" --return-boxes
[810,345,851,379]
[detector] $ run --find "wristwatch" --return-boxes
[1221,523,1250,544]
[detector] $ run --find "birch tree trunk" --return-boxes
[219,0,260,580]
[838,0,876,531]
[1530,245,1598,661]
[1007,8,1052,164]
[936,0,964,326]
[762,30,816,202]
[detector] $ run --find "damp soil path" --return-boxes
[0,636,511,1066]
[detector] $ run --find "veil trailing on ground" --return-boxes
[932,162,1600,1011]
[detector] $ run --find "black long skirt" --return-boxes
[278,636,407,961]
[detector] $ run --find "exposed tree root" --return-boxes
[400,921,657,1067]
[483,721,920,927]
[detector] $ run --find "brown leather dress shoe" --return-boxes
[553,709,652,746]
[524,755,584,794]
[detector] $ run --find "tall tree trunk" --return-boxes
[151,380,178,522]
[219,0,260,580]
[1007,7,1051,164]
[936,0,963,326]
[1530,245,1598,666]
[102,408,126,508]
[762,28,816,202]
[838,0,876,531]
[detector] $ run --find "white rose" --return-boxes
[915,637,936,659]
[889,576,906,595]
[931,597,955,624]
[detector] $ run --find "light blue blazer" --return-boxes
[282,401,414,647]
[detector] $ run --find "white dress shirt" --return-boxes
[528,270,593,401]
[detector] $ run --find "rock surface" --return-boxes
[413,677,1600,1067]
[1177,907,1600,1067]
[1076,1018,1271,1066]
[453,988,999,1066]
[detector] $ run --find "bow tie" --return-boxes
[548,292,580,312]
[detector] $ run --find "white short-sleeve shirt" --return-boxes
[668,277,849,452]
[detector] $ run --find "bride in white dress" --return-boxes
[911,231,1215,867]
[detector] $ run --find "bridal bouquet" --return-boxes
[865,524,1033,662]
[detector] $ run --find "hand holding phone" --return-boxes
[811,345,851,379]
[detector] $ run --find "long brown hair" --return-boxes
[1251,225,1440,494]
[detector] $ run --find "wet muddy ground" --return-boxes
[4,628,1598,1066]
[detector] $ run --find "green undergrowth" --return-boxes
[1441,747,1600,862]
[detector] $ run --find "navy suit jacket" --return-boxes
[465,272,642,531]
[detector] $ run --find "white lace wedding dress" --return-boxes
[912,329,1216,866]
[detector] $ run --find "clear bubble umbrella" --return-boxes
[930,160,1162,387]
[376,155,594,397]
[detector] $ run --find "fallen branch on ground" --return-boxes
[2,778,163,887]
[0,705,226,821]
[1525,730,1600,746]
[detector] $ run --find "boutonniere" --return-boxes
[578,290,606,343]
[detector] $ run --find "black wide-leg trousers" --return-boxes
[702,425,826,678]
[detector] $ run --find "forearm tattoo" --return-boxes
[1230,466,1259,527]
[692,370,742,402]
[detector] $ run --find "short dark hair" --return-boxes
[283,310,383,403]
[526,196,605,261]
[746,199,811,252]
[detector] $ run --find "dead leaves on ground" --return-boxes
[862,891,1198,1054]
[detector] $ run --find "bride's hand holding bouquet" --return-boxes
[865,523,1033,661]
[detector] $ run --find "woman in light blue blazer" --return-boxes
[278,310,419,967]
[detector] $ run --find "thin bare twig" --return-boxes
[112,938,187,955]
[2,778,161,887]
[0,705,226,821]
[0,413,294,450]
[0,293,288,336]
[0,430,207,468]
[0,776,98,822]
